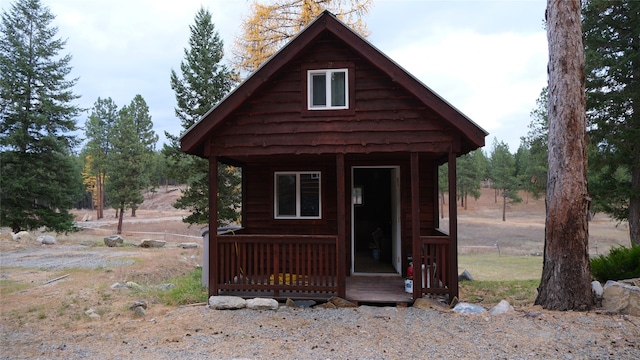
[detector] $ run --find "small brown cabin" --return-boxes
[181,11,487,304]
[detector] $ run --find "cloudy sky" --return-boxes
[31,0,548,152]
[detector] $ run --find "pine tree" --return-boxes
[105,95,156,234]
[84,97,118,219]
[0,0,82,233]
[535,0,591,311]
[166,7,240,226]
[583,0,640,245]
[489,139,521,221]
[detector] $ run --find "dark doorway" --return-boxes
[352,168,396,274]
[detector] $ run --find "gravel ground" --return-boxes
[1,303,639,359]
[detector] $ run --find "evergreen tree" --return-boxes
[166,7,240,226]
[457,149,487,209]
[521,87,549,199]
[0,0,82,233]
[125,94,158,216]
[83,97,118,219]
[583,0,640,245]
[105,95,156,233]
[489,138,521,221]
[536,0,591,311]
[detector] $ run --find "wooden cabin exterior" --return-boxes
[181,11,487,303]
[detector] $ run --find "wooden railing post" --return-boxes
[336,153,346,298]
[209,157,218,298]
[410,152,421,300]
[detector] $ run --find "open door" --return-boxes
[351,167,401,275]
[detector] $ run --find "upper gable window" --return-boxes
[307,69,348,110]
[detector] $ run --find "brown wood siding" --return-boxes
[242,159,338,235]
[208,34,454,159]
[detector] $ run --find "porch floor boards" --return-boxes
[346,276,413,306]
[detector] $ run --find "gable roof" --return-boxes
[181,10,487,157]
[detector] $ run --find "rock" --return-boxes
[602,280,640,316]
[315,301,337,309]
[125,281,143,290]
[81,213,92,221]
[129,300,148,310]
[413,298,448,310]
[209,296,246,310]
[451,302,487,314]
[592,281,604,307]
[458,269,474,282]
[139,239,166,248]
[37,235,56,245]
[180,242,198,249]
[85,308,101,319]
[285,298,297,308]
[104,235,124,247]
[488,300,514,315]
[294,300,316,308]
[329,296,356,308]
[12,231,31,241]
[133,306,146,317]
[158,283,175,290]
[246,298,279,310]
[110,282,128,289]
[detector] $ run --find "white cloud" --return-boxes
[387,28,548,149]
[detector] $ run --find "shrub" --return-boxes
[590,244,640,282]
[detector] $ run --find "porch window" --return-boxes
[307,69,348,110]
[275,172,321,219]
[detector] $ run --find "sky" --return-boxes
[18,0,548,153]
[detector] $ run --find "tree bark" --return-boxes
[535,0,592,310]
[502,193,506,222]
[117,203,124,234]
[630,165,640,245]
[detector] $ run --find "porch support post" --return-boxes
[410,152,421,300]
[448,150,459,299]
[336,153,346,298]
[209,157,219,298]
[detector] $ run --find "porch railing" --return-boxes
[215,234,339,297]
[417,233,450,296]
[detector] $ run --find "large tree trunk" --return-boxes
[116,203,124,234]
[535,0,592,310]
[630,165,640,245]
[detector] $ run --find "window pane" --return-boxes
[331,71,346,106]
[277,174,296,216]
[299,173,320,217]
[311,74,326,106]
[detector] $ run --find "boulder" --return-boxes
[104,235,124,247]
[37,235,56,245]
[81,213,92,221]
[139,239,166,248]
[602,280,640,316]
[413,297,448,311]
[592,280,604,307]
[329,296,357,308]
[209,296,246,310]
[12,231,31,241]
[451,302,487,314]
[458,269,474,282]
[246,298,279,310]
[488,300,514,315]
[315,301,337,309]
[180,242,198,249]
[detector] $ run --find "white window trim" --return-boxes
[307,68,349,110]
[274,171,322,219]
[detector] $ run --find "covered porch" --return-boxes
[206,152,459,303]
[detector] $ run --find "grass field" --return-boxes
[458,254,543,281]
